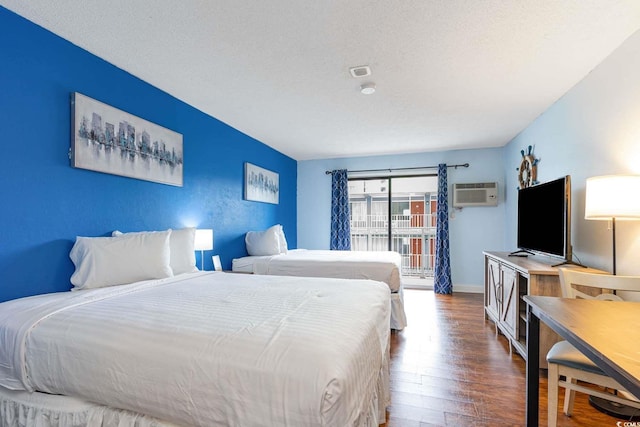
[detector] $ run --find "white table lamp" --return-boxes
[585,175,640,275]
[194,229,213,270]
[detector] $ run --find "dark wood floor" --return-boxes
[382,289,622,426]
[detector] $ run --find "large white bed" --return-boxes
[0,272,391,427]
[232,249,407,330]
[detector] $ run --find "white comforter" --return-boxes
[0,272,390,427]
[232,250,403,292]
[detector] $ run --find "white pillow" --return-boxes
[245,225,282,256]
[113,228,198,275]
[167,228,198,274]
[277,225,288,253]
[70,230,173,290]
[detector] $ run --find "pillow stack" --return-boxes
[245,224,288,256]
[69,227,198,291]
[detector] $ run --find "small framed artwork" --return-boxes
[244,162,279,204]
[212,255,222,271]
[70,92,184,186]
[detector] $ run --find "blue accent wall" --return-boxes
[0,7,297,302]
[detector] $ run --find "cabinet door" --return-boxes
[485,257,500,321]
[500,266,518,340]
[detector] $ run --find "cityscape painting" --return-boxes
[244,162,279,204]
[71,92,183,186]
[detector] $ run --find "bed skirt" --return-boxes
[0,348,390,427]
[391,289,407,330]
[0,387,183,427]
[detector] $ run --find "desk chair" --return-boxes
[547,269,640,426]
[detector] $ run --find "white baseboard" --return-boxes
[453,284,483,294]
[403,281,483,294]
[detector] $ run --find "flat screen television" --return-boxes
[516,175,571,261]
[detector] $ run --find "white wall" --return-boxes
[504,28,640,276]
[297,148,506,291]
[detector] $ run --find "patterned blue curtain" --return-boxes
[330,169,352,250]
[434,163,452,294]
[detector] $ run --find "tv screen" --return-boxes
[517,176,571,259]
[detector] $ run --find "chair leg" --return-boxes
[548,363,559,427]
[563,376,577,416]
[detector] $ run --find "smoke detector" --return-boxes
[360,82,376,95]
[349,65,371,78]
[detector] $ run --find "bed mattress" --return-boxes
[0,272,390,427]
[232,249,403,292]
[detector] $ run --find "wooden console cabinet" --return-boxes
[483,251,605,368]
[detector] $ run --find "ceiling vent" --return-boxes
[349,65,371,78]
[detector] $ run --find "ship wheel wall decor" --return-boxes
[517,145,539,189]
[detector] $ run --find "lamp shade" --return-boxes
[585,175,640,220]
[194,229,213,251]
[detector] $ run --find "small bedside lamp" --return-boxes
[585,175,640,275]
[194,229,213,270]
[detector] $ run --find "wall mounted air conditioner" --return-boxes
[453,182,498,207]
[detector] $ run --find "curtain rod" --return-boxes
[324,163,469,175]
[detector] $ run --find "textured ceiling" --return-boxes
[3,1,640,160]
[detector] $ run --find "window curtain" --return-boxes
[434,163,452,294]
[330,169,352,250]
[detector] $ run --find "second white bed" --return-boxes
[232,249,407,330]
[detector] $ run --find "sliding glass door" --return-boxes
[348,175,438,278]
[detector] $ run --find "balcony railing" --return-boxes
[350,214,436,278]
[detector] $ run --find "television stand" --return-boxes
[483,251,607,368]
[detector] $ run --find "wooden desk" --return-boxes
[523,296,640,426]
